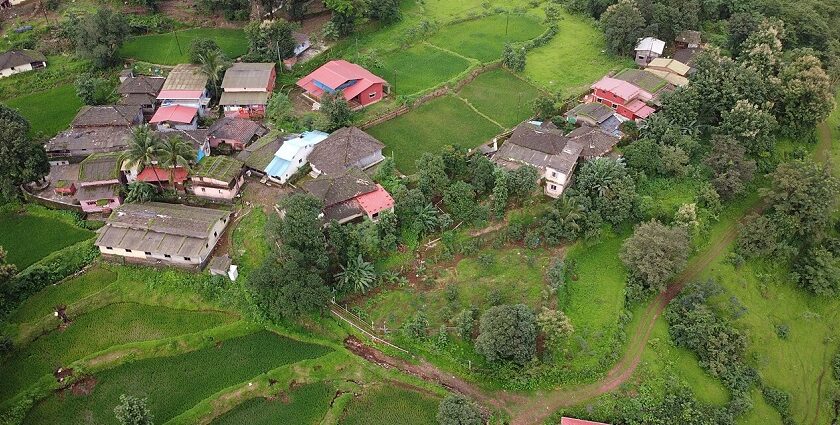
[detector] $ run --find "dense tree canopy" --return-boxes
[621,220,691,294]
[436,395,483,425]
[600,0,645,56]
[765,159,838,238]
[244,19,297,61]
[475,304,537,365]
[0,105,48,202]
[73,8,129,68]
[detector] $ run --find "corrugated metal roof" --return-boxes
[221,62,274,89]
[219,91,270,106]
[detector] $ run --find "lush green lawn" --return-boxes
[524,10,632,97]
[0,303,235,402]
[0,208,93,269]
[231,207,269,275]
[428,14,546,63]
[458,68,542,128]
[5,83,83,138]
[25,331,332,424]
[374,44,472,95]
[119,28,248,65]
[637,177,701,222]
[213,383,334,425]
[420,0,538,21]
[340,385,440,425]
[366,95,502,174]
[8,266,117,325]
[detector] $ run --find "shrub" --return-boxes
[403,312,429,340]
[436,394,483,425]
[475,304,537,365]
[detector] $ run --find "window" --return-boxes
[184,257,191,261]
[125,249,132,253]
[369,92,377,99]
[550,184,557,190]
[164,254,171,258]
[144,252,151,255]
[201,187,206,192]
[299,158,303,163]
[213,231,217,237]
[551,171,557,178]
[105,246,113,250]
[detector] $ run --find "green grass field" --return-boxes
[25,331,332,424]
[0,208,93,269]
[428,13,546,63]
[524,10,632,97]
[0,303,235,401]
[340,385,440,425]
[366,95,502,173]
[119,28,248,65]
[231,207,270,275]
[213,383,334,425]
[4,83,83,138]
[374,44,472,95]
[458,68,542,128]
[419,0,538,21]
[7,266,117,325]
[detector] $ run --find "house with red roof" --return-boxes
[302,167,395,225]
[149,105,199,132]
[560,417,610,425]
[296,60,388,110]
[137,166,189,191]
[587,76,656,121]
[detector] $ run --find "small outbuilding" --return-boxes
[0,49,46,78]
[634,37,665,66]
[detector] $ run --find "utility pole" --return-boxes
[505,12,510,37]
[174,30,182,56]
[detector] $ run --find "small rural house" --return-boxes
[149,105,199,132]
[72,105,144,128]
[207,117,268,151]
[157,64,210,117]
[137,166,189,191]
[236,135,284,175]
[158,129,211,162]
[283,32,312,68]
[76,152,124,213]
[565,102,622,136]
[0,49,46,78]
[675,30,701,49]
[308,127,385,177]
[188,155,245,201]
[302,168,395,224]
[492,121,619,198]
[46,127,133,161]
[96,202,231,268]
[297,60,388,110]
[587,76,656,121]
[560,418,610,425]
[219,62,276,119]
[117,74,165,116]
[634,37,665,66]
[264,130,329,184]
[644,58,690,87]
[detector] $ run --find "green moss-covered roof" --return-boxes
[78,152,123,182]
[191,155,244,182]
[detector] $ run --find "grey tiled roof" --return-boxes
[72,105,142,128]
[303,167,376,207]
[118,76,165,96]
[208,117,268,142]
[308,127,384,175]
[221,63,274,89]
[0,49,46,70]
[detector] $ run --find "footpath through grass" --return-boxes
[25,331,332,424]
[340,385,440,425]
[0,303,235,402]
[458,68,542,128]
[4,83,83,138]
[119,28,248,65]
[212,382,334,425]
[0,206,93,269]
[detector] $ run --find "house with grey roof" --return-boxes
[634,37,665,66]
[96,202,231,268]
[307,127,385,177]
[564,102,622,136]
[220,63,276,119]
[188,155,245,201]
[0,49,46,78]
[72,105,144,128]
[118,75,166,116]
[208,117,268,151]
[302,167,395,224]
[45,126,133,162]
[76,152,124,213]
[492,121,619,198]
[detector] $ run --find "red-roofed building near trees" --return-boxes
[560,417,611,425]
[149,105,199,131]
[137,166,189,191]
[587,76,656,121]
[296,60,388,110]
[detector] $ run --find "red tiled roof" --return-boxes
[560,417,610,425]
[137,166,188,183]
[149,105,198,124]
[355,184,394,216]
[297,60,385,101]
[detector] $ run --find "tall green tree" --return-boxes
[335,254,376,294]
[718,100,778,158]
[189,38,222,64]
[501,42,526,72]
[416,152,449,200]
[244,19,297,61]
[778,54,835,135]
[475,304,537,365]
[0,247,17,286]
[0,105,48,202]
[114,394,153,425]
[600,0,645,56]
[573,158,637,226]
[196,48,229,100]
[436,395,483,425]
[73,8,129,68]
[157,135,195,190]
[319,91,353,131]
[765,159,839,238]
[621,220,691,293]
[704,136,756,200]
[122,125,165,189]
[324,0,360,38]
[367,0,401,23]
[443,181,479,224]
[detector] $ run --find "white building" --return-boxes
[0,50,46,78]
[264,130,329,184]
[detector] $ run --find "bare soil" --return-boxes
[69,375,97,396]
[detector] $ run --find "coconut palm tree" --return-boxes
[197,49,229,101]
[125,181,156,203]
[158,135,195,190]
[122,125,164,189]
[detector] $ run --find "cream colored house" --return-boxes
[0,50,46,78]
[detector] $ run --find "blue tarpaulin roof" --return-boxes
[265,157,290,177]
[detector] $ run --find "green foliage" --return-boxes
[416,152,450,199]
[73,8,130,68]
[621,220,691,297]
[336,254,377,294]
[341,385,440,425]
[443,181,481,224]
[436,394,483,425]
[189,38,222,64]
[599,0,645,56]
[454,307,478,339]
[572,157,637,226]
[0,105,48,201]
[536,306,574,348]
[765,159,838,239]
[501,42,526,72]
[265,92,300,131]
[197,0,249,20]
[403,311,429,339]
[704,136,757,200]
[114,394,153,425]
[125,182,156,203]
[540,196,584,245]
[244,19,296,61]
[761,386,794,424]
[74,73,116,106]
[367,0,402,23]
[791,241,840,296]
[324,0,361,38]
[212,383,333,425]
[623,138,661,176]
[718,100,778,158]
[318,91,353,131]
[475,304,537,365]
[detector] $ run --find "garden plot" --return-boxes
[5,83,83,138]
[340,384,440,425]
[24,331,332,424]
[457,68,543,128]
[212,382,334,425]
[0,206,93,269]
[8,266,117,325]
[366,95,502,174]
[428,13,546,63]
[119,28,248,65]
[373,44,472,95]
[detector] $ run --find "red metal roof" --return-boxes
[297,60,385,101]
[355,184,394,216]
[591,77,650,102]
[625,99,656,118]
[560,418,610,425]
[137,166,188,184]
[149,105,198,124]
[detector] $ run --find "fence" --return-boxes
[330,300,410,355]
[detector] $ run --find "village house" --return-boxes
[45,105,143,161]
[0,49,46,78]
[149,104,199,132]
[264,130,329,184]
[188,155,245,201]
[492,121,619,198]
[561,418,610,425]
[156,64,210,117]
[644,57,691,87]
[117,72,165,117]
[302,167,395,225]
[236,135,284,176]
[297,60,388,110]
[308,127,385,177]
[564,102,623,136]
[137,166,189,191]
[587,76,656,121]
[675,30,702,49]
[95,202,231,268]
[219,62,276,119]
[158,129,211,163]
[207,117,268,152]
[634,37,665,66]
[76,152,124,213]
